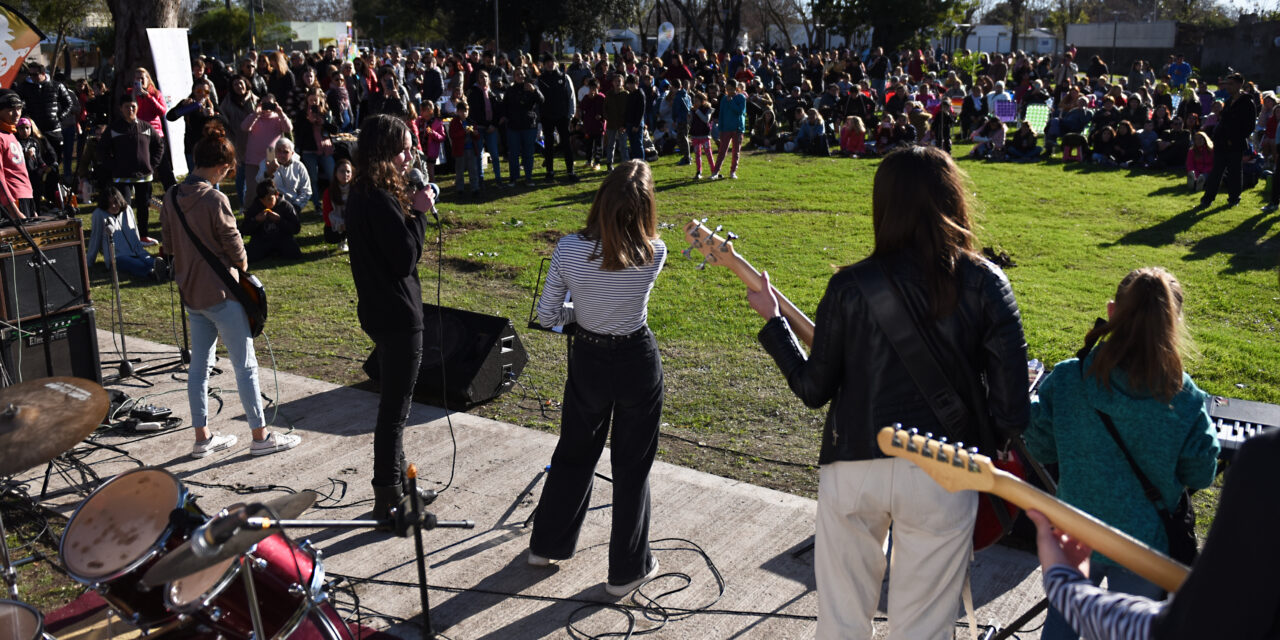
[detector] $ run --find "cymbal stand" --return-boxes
[100,233,149,386]
[244,465,475,640]
[239,553,268,640]
[0,507,17,598]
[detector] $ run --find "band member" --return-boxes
[745,146,1029,638]
[527,160,667,597]
[345,113,438,521]
[159,133,301,459]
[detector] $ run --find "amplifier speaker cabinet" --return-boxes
[363,304,528,409]
[0,307,102,387]
[0,219,92,323]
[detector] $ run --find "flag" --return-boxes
[0,2,43,89]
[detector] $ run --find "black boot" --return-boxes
[372,482,403,524]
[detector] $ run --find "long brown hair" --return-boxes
[352,114,411,212]
[869,146,979,317]
[583,160,658,271]
[1085,267,1186,402]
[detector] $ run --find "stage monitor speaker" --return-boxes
[364,304,528,409]
[0,219,92,323]
[0,307,102,387]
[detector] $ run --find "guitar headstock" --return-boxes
[876,425,997,493]
[682,218,742,271]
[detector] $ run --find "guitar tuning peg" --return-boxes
[922,438,934,457]
[699,217,708,224]
[951,442,967,468]
[967,447,981,472]
[695,257,709,271]
[909,427,919,436]
[905,427,919,453]
[924,432,934,439]
[718,231,738,252]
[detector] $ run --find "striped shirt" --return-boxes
[537,233,666,335]
[1044,565,1164,640]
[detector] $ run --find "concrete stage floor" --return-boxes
[10,331,1050,639]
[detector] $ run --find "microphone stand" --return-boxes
[100,228,149,386]
[243,464,474,640]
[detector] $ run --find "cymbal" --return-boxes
[0,377,109,477]
[141,491,318,587]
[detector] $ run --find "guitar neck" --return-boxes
[990,470,1189,593]
[723,253,816,349]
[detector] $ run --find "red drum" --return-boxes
[59,468,200,628]
[169,533,344,640]
[0,600,44,640]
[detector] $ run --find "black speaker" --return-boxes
[0,307,102,387]
[364,304,528,408]
[0,219,92,322]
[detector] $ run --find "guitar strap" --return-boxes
[166,187,259,318]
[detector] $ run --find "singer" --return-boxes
[345,113,438,522]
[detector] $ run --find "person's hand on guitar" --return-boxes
[1028,509,1092,577]
[747,270,781,320]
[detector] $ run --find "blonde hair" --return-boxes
[1192,130,1212,151]
[1085,267,1188,402]
[583,160,659,271]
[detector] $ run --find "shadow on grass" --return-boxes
[1103,204,1219,248]
[1184,209,1280,274]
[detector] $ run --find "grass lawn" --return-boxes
[93,146,1279,524]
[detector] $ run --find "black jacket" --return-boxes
[1212,93,1258,151]
[757,252,1029,463]
[98,118,164,181]
[243,196,300,239]
[625,90,646,128]
[537,67,575,121]
[16,78,74,134]
[503,85,544,130]
[345,186,427,335]
[466,87,503,128]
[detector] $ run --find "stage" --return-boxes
[8,330,1051,638]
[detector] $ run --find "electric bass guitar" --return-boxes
[877,425,1190,593]
[682,219,815,347]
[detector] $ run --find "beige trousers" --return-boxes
[816,458,978,640]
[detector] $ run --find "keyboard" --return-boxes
[1206,395,1278,459]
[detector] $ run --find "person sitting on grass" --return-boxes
[1006,120,1043,161]
[840,116,866,156]
[1111,120,1142,168]
[890,113,918,150]
[970,115,1006,159]
[794,108,829,155]
[1090,126,1120,166]
[86,186,164,280]
[1186,131,1213,192]
[257,137,311,213]
[242,180,301,261]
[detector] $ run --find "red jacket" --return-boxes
[578,93,606,136]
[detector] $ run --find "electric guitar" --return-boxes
[877,425,1190,593]
[682,219,815,348]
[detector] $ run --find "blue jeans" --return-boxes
[1041,563,1164,640]
[235,162,247,209]
[628,127,643,159]
[187,299,265,431]
[116,253,154,278]
[604,129,628,167]
[507,128,537,182]
[301,151,335,208]
[479,128,502,182]
[455,149,480,192]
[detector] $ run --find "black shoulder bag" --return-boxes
[851,261,1020,546]
[168,189,268,337]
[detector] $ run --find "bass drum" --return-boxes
[0,599,46,640]
[59,468,202,628]
[168,533,346,639]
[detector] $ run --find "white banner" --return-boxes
[657,22,675,58]
[146,28,192,177]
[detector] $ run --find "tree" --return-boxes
[353,0,445,46]
[104,0,181,99]
[190,7,296,52]
[819,0,960,50]
[14,0,105,75]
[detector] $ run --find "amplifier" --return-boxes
[0,307,102,387]
[0,219,92,322]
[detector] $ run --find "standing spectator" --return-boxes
[239,56,269,98]
[689,92,715,178]
[221,76,258,207]
[166,79,226,172]
[449,102,480,196]
[623,75,646,161]
[466,70,504,186]
[321,158,353,252]
[538,54,578,182]
[1168,54,1192,89]
[128,67,174,195]
[502,68,543,187]
[709,79,746,179]
[604,75,630,170]
[15,118,56,212]
[670,79,692,165]
[99,94,164,244]
[294,91,338,211]
[416,101,446,184]
[1198,73,1256,209]
[15,62,73,159]
[0,90,32,220]
[240,94,292,212]
[578,79,607,170]
[421,53,446,105]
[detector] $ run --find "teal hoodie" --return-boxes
[1025,350,1219,568]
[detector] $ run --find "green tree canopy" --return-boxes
[817,0,960,50]
[190,7,296,52]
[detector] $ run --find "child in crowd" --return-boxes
[872,114,894,154]
[710,78,747,179]
[86,186,163,280]
[242,181,302,261]
[932,101,954,152]
[450,102,481,196]
[840,116,866,156]
[794,109,828,155]
[604,74,630,170]
[890,113,917,149]
[1006,121,1043,161]
[322,158,352,252]
[1138,121,1160,166]
[1185,131,1213,192]
[416,101,446,184]
[970,115,1006,159]
[906,104,931,145]
[15,118,56,213]
[1090,126,1119,165]
[578,78,607,170]
[690,92,715,179]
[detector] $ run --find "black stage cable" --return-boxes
[428,209,458,495]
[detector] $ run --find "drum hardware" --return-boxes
[0,598,52,640]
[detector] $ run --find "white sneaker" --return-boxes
[709,173,723,180]
[339,240,349,253]
[605,558,659,597]
[191,433,237,459]
[250,431,301,456]
[527,551,557,567]
[729,172,738,179]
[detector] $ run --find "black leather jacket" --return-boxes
[758,251,1029,464]
[16,78,74,134]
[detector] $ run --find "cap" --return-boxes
[540,52,555,63]
[0,89,24,110]
[25,62,44,76]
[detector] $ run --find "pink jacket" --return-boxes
[241,111,293,166]
[1185,146,1213,175]
[131,88,167,138]
[418,117,446,159]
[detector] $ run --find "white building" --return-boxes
[935,25,1060,55]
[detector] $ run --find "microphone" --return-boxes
[407,168,440,218]
[191,504,254,557]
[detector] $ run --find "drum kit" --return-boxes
[1,377,474,640]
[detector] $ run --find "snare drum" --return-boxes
[170,533,341,640]
[60,468,201,628]
[0,599,45,640]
